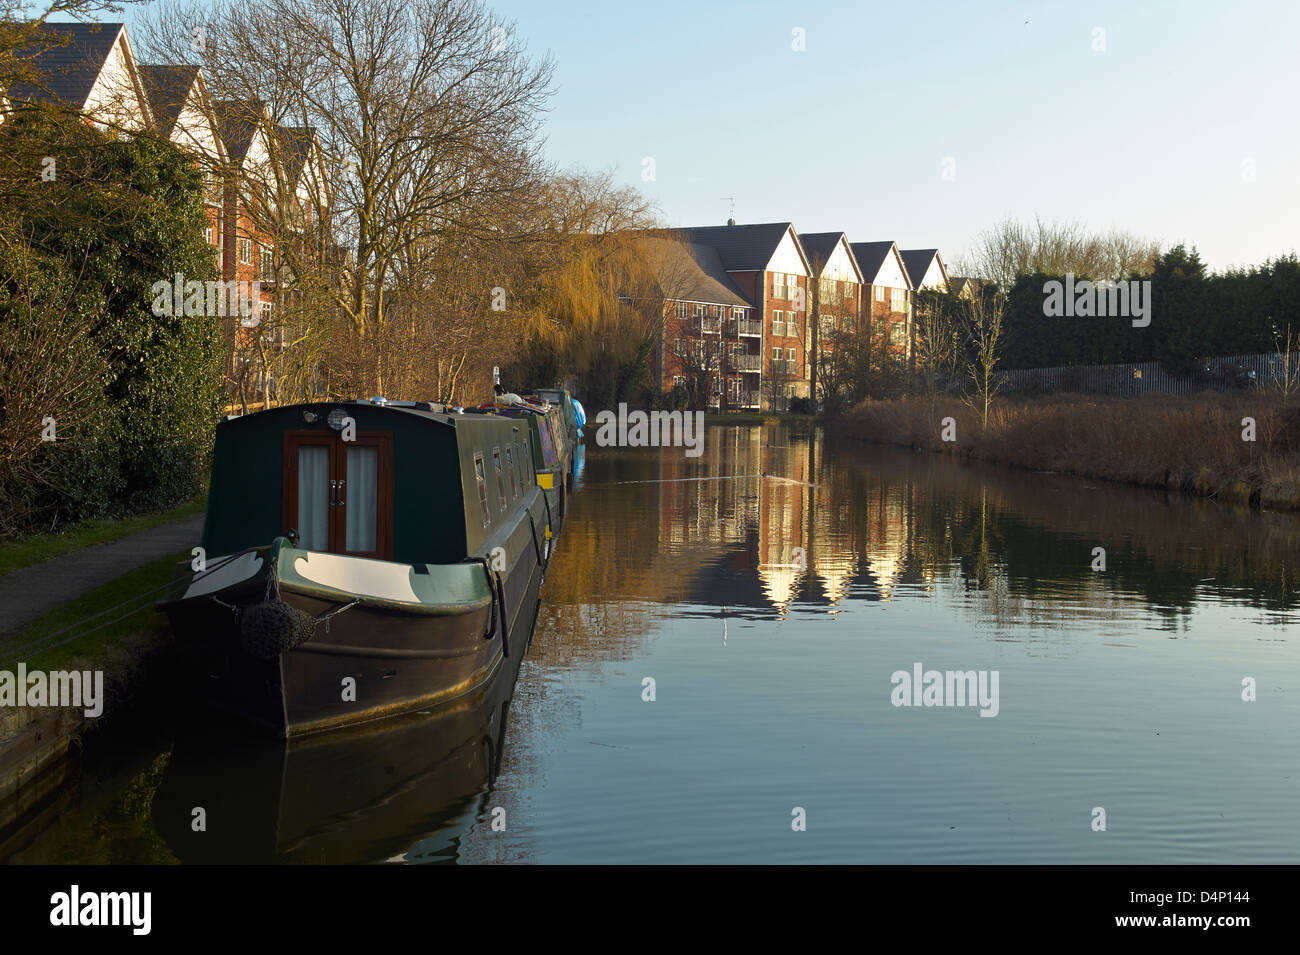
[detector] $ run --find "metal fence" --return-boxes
[996,353,1294,397]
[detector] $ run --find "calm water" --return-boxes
[5,422,1300,863]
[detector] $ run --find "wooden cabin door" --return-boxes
[283,431,393,559]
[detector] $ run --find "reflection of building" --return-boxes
[756,424,810,613]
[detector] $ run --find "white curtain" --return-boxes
[347,446,378,552]
[297,446,329,551]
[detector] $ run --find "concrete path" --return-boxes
[0,515,205,636]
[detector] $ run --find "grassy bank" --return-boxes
[836,393,1300,510]
[0,493,206,577]
[0,550,184,744]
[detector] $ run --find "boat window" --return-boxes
[297,445,329,551]
[473,451,491,526]
[284,430,393,560]
[505,446,518,498]
[492,448,507,508]
[346,445,378,553]
[536,418,557,467]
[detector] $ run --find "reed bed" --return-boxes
[837,393,1300,510]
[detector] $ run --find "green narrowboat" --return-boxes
[159,398,550,740]
[533,388,580,449]
[466,398,571,534]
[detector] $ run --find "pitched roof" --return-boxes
[900,248,942,291]
[684,222,806,273]
[273,124,316,188]
[798,231,865,282]
[139,64,199,138]
[640,237,752,307]
[9,22,126,110]
[848,241,896,278]
[212,99,263,163]
[797,232,843,271]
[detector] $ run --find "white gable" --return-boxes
[172,96,223,162]
[915,255,948,291]
[83,28,149,132]
[822,238,861,283]
[868,246,908,289]
[766,228,808,276]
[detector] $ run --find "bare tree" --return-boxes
[958,216,1160,288]
[140,0,555,397]
[913,288,958,423]
[962,287,1005,429]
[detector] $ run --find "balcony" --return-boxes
[701,317,721,334]
[737,391,761,408]
[731,353,761,372]
[730,318,763,336]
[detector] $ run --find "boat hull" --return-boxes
[162,539,543,740]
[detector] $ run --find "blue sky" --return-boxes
[485,0,1298,271]
[116,0,1299,271]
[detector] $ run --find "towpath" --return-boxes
[0,515,204,636]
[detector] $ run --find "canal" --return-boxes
[4,421,1299,863]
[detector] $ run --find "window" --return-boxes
[505,446,518,499]
[693,303,705,317]
[772,310,784,337]
[732,308,744,319]
[261,250,275,282]
[891,287,906,313]
[204,226,213,246]
[239,238,252,265]
[675,302,687,319]
[889,322,906,345]
[493,448,507,508]
[473,451,491,526]
[284,430,392,559]
[675,338,686,357]
[261,302,273,327]
[875,286,884,302]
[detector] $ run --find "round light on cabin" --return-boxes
[303,410,318,423]
[327,408,348,431]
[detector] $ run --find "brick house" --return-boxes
[211,99,284,391]
[138,64,227,276]
[684,221,813,411]
[798,231,864,401]
[850,240,913,361]
[644,236,762,409]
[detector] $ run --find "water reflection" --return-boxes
[6,423,1300,864]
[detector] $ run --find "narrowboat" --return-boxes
[467,393,572,531]
[534,388,583,449]
[159,398,551,740]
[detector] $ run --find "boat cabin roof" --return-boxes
[202,400,538,565]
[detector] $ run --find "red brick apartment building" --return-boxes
[644,237,762,409]
[850,240,914,361]
[684,222,813,411]
[11,22,329,405]
[798,231,865,363]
